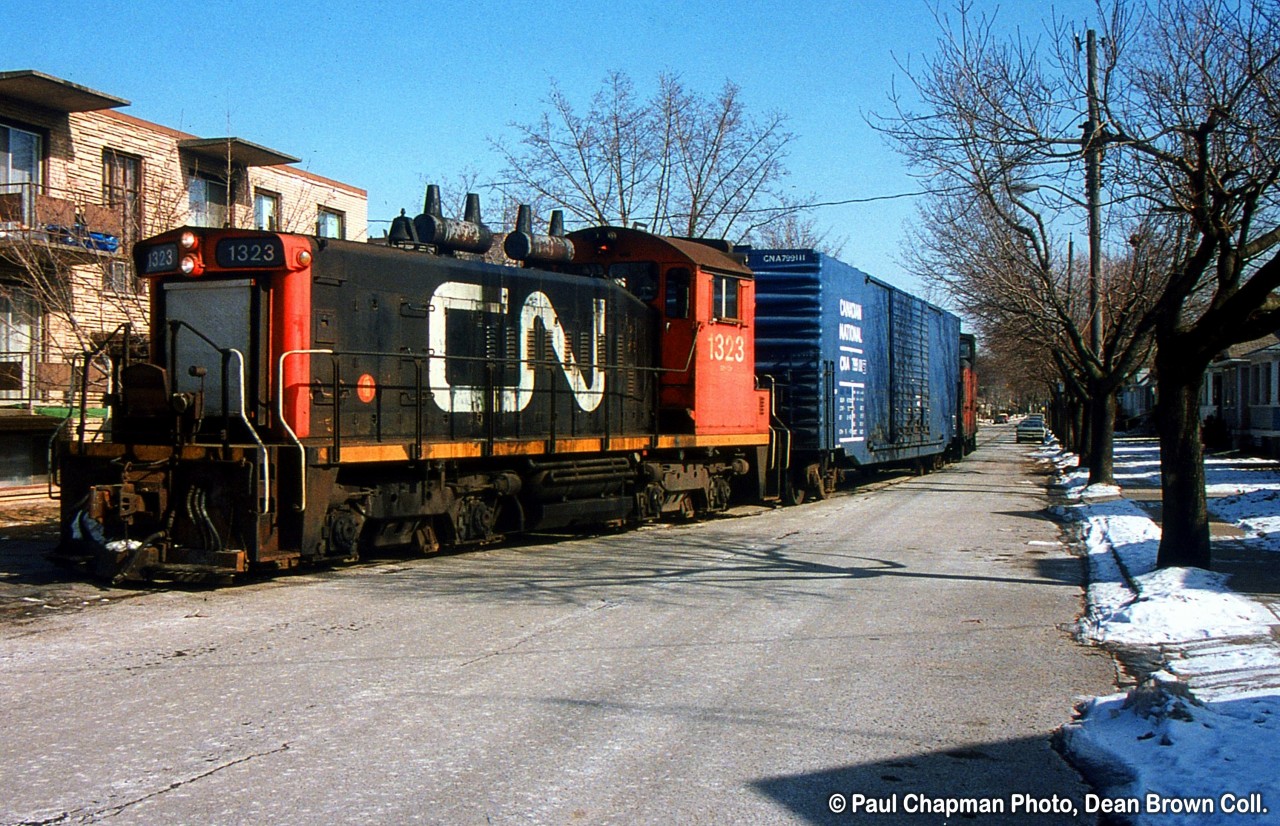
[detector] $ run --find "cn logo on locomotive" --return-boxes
[428,281,607,413]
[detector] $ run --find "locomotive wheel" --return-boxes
[326,507,366,560]
[640,483,665,521]
[453,495,501,544]
[706,476,732,512]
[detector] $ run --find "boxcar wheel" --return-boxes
[782,476,806,506]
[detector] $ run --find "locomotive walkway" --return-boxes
[0,427,1117,825]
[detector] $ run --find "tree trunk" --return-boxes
[1049,390,1067,450]
[1078,395,1094,467]
[1154,358,1211,569]
[1087,384,1116,486]
[1069,400,1085,456]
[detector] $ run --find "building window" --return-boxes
[188,171,229,228]
[1,125,42,223]
[254,190,280,231]
[0,292,38,399]
[1,125,41,192]
[316,207,344,239]
[104,260,140,295]
[103,149,142,241]
[712,274,741,321]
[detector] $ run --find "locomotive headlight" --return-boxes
[297,250,312,266]
[179,254,198,275]
[179,230,199,251]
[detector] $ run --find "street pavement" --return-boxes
[0,429,1116,825]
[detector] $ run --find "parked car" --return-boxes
[1016,415,1047,443]
[993,412,1010,423]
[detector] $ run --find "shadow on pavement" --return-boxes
[753,733,1098,825]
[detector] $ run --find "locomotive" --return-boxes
[55,190,976,583]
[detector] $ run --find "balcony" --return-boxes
[0,183,125,262]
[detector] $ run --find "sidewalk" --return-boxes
[1048,437,1280,824]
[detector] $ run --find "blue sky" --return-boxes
[4,0,1101,296]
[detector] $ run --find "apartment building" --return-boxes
[0,69,367,484]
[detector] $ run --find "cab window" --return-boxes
[612,261,658,302]
[712,274,741,321]
[665,268,691,319]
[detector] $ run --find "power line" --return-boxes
[370,188,935,224]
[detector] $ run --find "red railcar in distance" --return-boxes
[959,333,979,455]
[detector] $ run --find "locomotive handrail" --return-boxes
[167,319,244,443]
[168,321,271,514]
[276,348,334,513]
[225,347,271,514]
[77,322,133,446]
[273,333,707,512]
[757,373,792,499]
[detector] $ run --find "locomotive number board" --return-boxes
[215,237,285,268]
[140,242,179,274]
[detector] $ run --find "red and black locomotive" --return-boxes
[57,192,779,581]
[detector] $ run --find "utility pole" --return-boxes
[1085,29,1103,357]
[1081,27,1115,485]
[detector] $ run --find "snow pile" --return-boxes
[1039,446,1121,501]
[1060,683,1280,825]
[1074,497,1275,644]
[1203,453,1280,497]
[1210,489,1280,549]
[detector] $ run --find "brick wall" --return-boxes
[1,94,368,379]
[246,165,367,240]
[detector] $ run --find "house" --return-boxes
[1117,367,1155,431]
[0,70,367,486]
[1201,333,1280,455]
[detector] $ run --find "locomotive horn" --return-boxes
[413,185,493,255]
[504,203,575,265]
[387,209,419,247]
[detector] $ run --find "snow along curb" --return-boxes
[1052,468,1280,824]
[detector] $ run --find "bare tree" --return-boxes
[876,8,1160,487]
[0,172,189,404]
[493,72,798,242]
[1104,1,1280,567]
[877,0,1280,569]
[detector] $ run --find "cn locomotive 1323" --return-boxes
[56,190,975,583]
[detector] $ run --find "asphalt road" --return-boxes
[0,427,1116,825]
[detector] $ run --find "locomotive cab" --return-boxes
[568,227,770,437]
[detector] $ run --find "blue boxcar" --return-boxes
[748,249,961,488]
